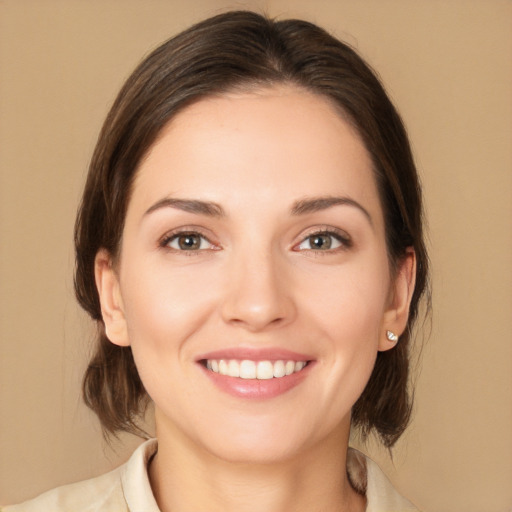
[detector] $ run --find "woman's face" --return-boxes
[97,86,413,463]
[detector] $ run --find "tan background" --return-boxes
[1,1,511,510]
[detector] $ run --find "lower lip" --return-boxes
[199,362,313,399]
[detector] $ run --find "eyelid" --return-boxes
[158,226,220,251]
[157,225,352,253]
[292,226,353,252]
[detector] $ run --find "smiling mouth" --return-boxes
[203,359,309,380]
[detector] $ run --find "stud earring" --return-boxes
[386,330,399,342]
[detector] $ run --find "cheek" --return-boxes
[303,258,390,339]
[118,258,224,411]
[119,257,222,358]
[301,259,389,399]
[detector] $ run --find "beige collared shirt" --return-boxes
[3,439,419,511]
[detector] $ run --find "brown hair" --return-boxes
[75,10,429,447]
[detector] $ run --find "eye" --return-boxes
[162,231,216,251]
[295,230,351,252]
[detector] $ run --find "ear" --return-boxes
[94,249,130,347]
[379,248,416,351]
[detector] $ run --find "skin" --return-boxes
[95,85,416,512]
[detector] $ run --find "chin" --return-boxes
[204,431,309,465]
[192,411,346,466]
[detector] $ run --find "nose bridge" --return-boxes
[221,242,294,331]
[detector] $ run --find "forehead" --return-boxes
[130,85,380,220]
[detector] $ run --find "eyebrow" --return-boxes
[144,195,371,224]
[144,198,226,217]
[291,196,372,224]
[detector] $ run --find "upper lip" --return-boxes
[196,347,314,362]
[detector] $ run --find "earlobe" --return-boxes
[94,249,130,347]
[379,248,416,351]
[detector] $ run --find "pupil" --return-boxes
[312,235,331,249]
[179,234,199,250]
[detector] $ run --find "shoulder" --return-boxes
[347,447,421,512]
[1,467,125,512]
[2,440,159,512]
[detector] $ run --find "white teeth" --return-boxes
[218,360,229,376]
[256,361,274,380]
[228,359,240,378]
[205,359,307,379]
[239,360,256,379]
[273,360,286,378]
[295,361,306,372]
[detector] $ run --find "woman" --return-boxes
[4,10,428,512]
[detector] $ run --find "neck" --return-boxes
[149,417,365,512]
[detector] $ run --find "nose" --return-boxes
[220,248,296,332]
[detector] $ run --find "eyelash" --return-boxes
[293,227,353,253]
[159,229,218,254]
[158,227,352,254]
